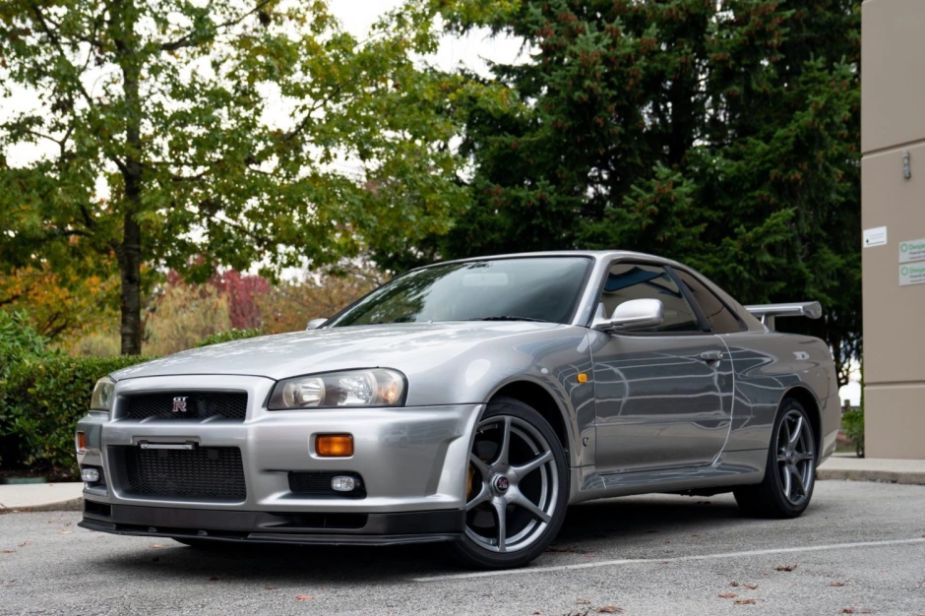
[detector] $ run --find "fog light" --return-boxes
[331,475,357,492]
[315,434,354,457]
[81,467,100,483]
[75,431,88,453]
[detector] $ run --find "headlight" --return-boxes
[90,377,115,411]
[268,369,406,409]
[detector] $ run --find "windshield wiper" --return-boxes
[472,315,548,323]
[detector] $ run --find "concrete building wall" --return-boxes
[861,0,925,458]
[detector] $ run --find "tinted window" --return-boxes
[676,270,745,333]
[598,263,701,332]
[332,257,591,326]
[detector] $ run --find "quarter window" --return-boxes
[598,263,701,333]
[676,270,745,333]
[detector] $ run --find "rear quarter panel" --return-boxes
[720,331,839,463]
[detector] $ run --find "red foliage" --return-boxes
[209,270,270,329]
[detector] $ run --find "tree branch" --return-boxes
[27,2,96,108]
[159,0,271,52]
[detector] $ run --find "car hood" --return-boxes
[112,321,572,382]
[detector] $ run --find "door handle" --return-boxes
[698,350,723,363]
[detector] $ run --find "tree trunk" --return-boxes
[119,209,143,355]
[116,0,144,356]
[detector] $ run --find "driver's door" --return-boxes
[590,261,734,471]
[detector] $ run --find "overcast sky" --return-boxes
[329,0,524,74]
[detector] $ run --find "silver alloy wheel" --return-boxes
[776,409,815,505]
[465,415,559,553]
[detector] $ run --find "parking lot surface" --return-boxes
[1,481,923,615]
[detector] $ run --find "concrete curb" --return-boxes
[0,497,84,514]
[817,468,925,486]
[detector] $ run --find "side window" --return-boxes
[676,270,745,333]
[598,263,702,333]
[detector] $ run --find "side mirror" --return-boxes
[306,318,327,330]
[593,298,664,332]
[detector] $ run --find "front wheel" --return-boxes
[453,397,569,569]
[734,398,817,518]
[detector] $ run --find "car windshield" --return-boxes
[330,257,592,327]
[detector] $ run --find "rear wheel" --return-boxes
[734,398,817,518]
[453,397,569,569]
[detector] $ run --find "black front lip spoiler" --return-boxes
[79,502,465,547]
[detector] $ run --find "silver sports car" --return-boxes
[76,251,838,568]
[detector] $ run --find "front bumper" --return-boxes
[79,502,464,546]
[77,375,483,539]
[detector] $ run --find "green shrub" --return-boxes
[842,408,865,458]
[1,311,53,471]
[1,355,149,478]
[196,328,263,347]
[0,310,49,380]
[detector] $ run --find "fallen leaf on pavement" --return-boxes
[830,581,846,587]
[719,592,737,599]
[743,583,758,590]
[735,598,757,605]
[1,550,15,554]
[596,607,623,614]
[295,595,313,602]
[576,598,592,605]
[730,581,739,587]
[775,564,797,572]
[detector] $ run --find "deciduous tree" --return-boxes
[1,0,467,354]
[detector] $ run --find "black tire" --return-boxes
[734,398,817,518]
[453,397,569,569]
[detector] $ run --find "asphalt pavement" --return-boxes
[1,481,924,615]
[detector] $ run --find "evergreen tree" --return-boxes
[421,0,860,385]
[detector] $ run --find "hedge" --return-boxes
[196,327,263,347]
[0,317,256,479]
[0,355,149,479]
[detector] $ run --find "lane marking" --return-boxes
[414,537,925,582]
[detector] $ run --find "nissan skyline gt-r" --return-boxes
[76,251,839,568]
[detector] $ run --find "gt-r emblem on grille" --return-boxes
[171,396,188,413]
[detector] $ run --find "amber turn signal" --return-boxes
[75,431,88,453]
[315,434,354,457]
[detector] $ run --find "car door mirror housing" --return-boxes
[593,298,664,332]
[306,318,327,330]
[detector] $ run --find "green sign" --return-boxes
[899,263,925,286]
[899,238,925,264]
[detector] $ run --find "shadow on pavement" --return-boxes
[86,494,778,583]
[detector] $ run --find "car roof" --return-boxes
[423,250,681,268]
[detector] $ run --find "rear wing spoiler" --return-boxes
[744,302,822,330]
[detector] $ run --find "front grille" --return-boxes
[118,392,247,422]
[114,446,246,501]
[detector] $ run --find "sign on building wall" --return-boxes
[863,226,888,247]
[899,262,925,286]
[899,238,925,264]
